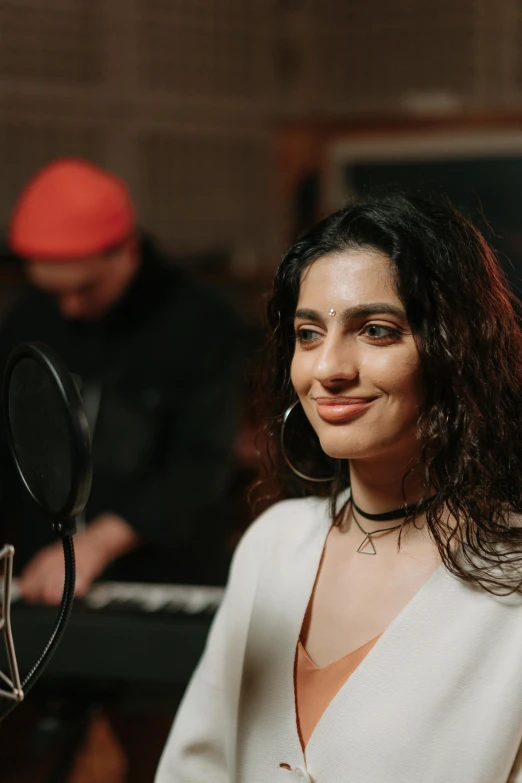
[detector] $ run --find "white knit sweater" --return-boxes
[156,496,522,783]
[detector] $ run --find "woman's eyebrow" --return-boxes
[294,304,406,322]
[294,308,324,323]
[341,303,407,321]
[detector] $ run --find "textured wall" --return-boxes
[0,0,520,263]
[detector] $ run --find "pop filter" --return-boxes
[0,342,92,720]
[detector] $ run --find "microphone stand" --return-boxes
[0,534,76,722]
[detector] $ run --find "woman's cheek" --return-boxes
[290,354,307,395]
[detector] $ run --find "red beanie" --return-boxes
[9,158,135,260]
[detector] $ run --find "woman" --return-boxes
[156,194,522,783]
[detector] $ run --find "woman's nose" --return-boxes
[313,337,359,386]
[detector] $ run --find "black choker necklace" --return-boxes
[352,496,434,523]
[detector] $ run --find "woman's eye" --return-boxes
[363,324,399,341]
[296,328,322,343]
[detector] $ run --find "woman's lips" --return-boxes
[314,397,377,423]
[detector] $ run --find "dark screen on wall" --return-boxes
[344,156,522,297]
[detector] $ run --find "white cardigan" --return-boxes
[156,496,522,783]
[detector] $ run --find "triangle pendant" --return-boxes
[357,534,377,555]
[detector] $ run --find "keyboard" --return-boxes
[1,581,224,689]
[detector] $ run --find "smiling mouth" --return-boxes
[314,396,377,405]
[313,396,378,422]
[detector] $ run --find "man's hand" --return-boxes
[18,536,106,604]
[18,513,141,605]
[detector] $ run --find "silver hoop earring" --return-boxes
[281,400,335,482]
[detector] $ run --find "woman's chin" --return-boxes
[320,439,365,461]
[317,425,388,460]
[319,431,420,464]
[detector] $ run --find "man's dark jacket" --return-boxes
[0,238,244,585]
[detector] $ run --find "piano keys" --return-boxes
[0,582,224,688]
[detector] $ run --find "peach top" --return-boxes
[295,635,382,749]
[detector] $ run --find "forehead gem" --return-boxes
[329,308,336,317]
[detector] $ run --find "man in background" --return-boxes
[0,157,244,781]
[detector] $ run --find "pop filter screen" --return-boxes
[7,356,72,515]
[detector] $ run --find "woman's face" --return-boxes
[290,249,423,464]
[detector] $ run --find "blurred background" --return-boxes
[1,1,522,287]
[1,1,522,293]
[1,0,522,781]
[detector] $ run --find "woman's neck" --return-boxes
[348,456,429,520]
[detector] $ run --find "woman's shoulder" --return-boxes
[248,494,330,541]
[230,495,330,574]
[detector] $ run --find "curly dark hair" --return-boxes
[259,193,522,595]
